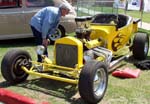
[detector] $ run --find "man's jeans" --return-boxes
[30,26,48,62]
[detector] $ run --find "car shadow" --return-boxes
[125,55,139,64]
[109,54,150,73]
[0,38,36,48]
[0,78,86,104]
[125,55,150,64]
[0,80,12,88]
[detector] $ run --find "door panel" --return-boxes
[0,0,26,39]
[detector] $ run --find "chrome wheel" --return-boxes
[49,28,62,41]
[93,68,107,97]
[144,41,149,55]
[79,60,108,104]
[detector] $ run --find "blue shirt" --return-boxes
[30,7,61,39]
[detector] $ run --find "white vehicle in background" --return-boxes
[0,0,77,43]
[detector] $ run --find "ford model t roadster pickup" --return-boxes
[1,13,149,103]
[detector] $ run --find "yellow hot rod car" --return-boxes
[1,13,149,104]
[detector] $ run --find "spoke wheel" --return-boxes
[1,49,32,84]
[49,25,65,44]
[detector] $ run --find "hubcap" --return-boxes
[93,68,107,96]
[13,55,29,77]
[49,29,62,41]
[144,41,149,55]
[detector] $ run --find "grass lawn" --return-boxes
[77,6,150,22]
[0,30,150,104]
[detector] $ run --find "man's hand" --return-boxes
[42,39,49,47]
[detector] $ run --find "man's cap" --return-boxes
[59,3,71,11]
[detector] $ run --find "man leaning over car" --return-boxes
[30,3,70,62]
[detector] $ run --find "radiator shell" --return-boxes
[54,36,83,68]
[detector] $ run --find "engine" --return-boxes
[54,16,112,68]
[75,16,112,63]
[75,16,92,40]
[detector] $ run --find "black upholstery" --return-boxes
[117,14,129,28]
[92,14,132,28]
[92,14,117,24]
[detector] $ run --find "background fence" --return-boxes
[75,0,121,16]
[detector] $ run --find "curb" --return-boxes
[0,88,49,104]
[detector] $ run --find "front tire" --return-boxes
[132,33,149,60]
[79,60,108,104]
[1,49,32,84]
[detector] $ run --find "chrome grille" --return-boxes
[56,44,78,68]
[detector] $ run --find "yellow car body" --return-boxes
[90,14,139,53]
[1,13,148,104]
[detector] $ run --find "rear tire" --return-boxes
[1,49,32,84]
[79,60,108,104]
[132,33,149,60]
[49,25,65,44]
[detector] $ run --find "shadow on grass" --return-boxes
[19,78,86,104]
[125,55,150,64]
[147,56,150,60]
[0,38,35,48]
[125,55,139,64]
[0,81,12,88]
[0,78,86,104]
[109,54,150,73]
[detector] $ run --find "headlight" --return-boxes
[36,45,45,55]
